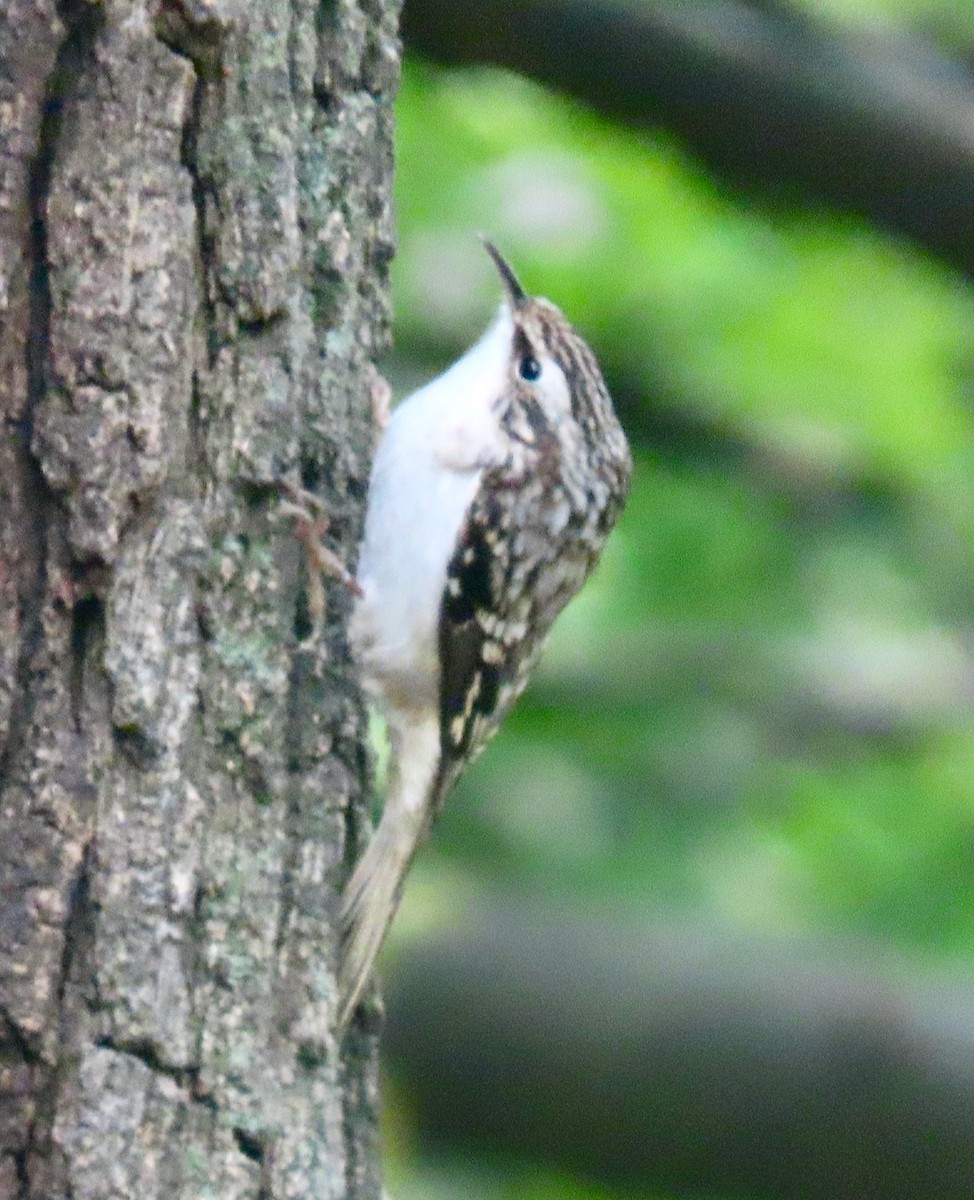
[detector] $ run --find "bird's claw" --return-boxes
[276,482,361,638]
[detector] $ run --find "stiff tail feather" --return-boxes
[336,801,426,1031]
[336,710,443,1033]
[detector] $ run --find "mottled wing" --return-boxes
[434,477,541,810]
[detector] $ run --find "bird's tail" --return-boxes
[336,711,440,1034]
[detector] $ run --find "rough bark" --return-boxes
[0,1,400,1196]
[402,0,974,279]
[388,907,974,1200]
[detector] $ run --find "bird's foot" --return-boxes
[277,481,361,638]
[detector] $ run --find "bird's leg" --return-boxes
[277,481,362,637]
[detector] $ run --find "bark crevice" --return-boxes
[0,2,101,797]
[178,71,220,376]
[0,1007,39,1069]
[18,839,95,1197]
[92,1036,200,1093]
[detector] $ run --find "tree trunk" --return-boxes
[0,2,400,1196]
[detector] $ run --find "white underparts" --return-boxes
[350,307,515,709]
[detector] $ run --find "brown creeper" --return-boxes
[339,243,632,1031]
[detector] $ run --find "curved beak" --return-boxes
[482,238,527,309]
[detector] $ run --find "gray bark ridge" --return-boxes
[0,2,401,1197]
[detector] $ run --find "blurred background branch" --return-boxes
[403,0,974,277]
[388,905,974,1199]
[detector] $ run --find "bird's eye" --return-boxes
[518,354,542,382]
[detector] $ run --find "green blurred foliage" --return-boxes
[390,56,974,951]
[384,1148,679,1200]
[385,2,974,1193]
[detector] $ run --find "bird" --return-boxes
[337,241,632,1032]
